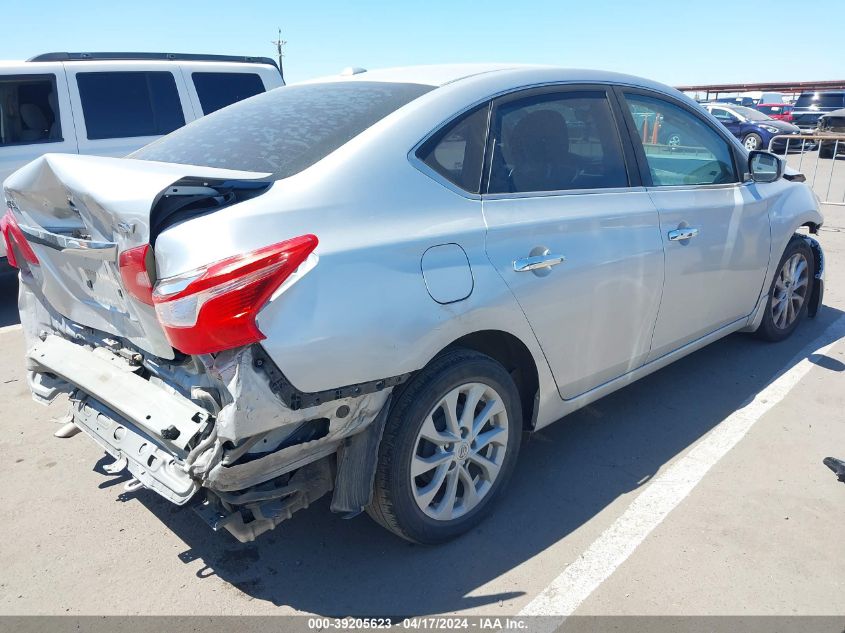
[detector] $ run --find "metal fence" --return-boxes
[769,134,845,206]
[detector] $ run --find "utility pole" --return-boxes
[272,28,287,83]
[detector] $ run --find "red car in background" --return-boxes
[756,103,795,122]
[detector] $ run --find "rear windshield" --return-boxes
[795,92,845,109]
[757,105,791,114]
[129,81,434,180]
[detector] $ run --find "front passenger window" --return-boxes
[624,94,738,186]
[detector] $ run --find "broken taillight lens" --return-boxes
[1,210,39,268]
[118,244,154,305]
[152,234,318,355]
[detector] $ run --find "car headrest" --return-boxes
[20,103,48,131]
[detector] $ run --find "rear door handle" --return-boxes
[513,251,566,272]
[667,227,699,241]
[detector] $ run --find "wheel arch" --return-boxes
[744,223,825,332]
[441,329,541,431]
[801,220,821,234]
[773,216,823,263]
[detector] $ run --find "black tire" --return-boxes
[756,236,814,342]
[367,348,523,544]
[743,133,763,151]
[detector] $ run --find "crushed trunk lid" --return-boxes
[4,153,270,358]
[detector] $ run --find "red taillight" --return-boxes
[152,234,318,355]
[1,210,39,268]
[118,244,154,305]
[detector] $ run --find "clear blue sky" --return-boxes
[5,0,843,86]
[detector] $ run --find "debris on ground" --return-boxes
[823,457,845,482]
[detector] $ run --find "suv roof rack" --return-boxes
[27,52,279,70]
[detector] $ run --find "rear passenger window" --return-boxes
[624,94,738,186]
[416,104,489,193]
[487,91,628,194]
[192,72,265,114]
[0,74,62,146]
[77,72,185,140]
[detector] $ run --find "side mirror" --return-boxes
[748,150,782,183]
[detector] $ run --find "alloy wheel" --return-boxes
[744,135,760,150]
[411,382,509,521]
[771,252,809,329]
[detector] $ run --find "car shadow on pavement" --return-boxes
[132,307,845,617]
[0,271,20,327]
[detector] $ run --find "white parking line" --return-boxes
[519,314,845,625]
[0,323,21,334]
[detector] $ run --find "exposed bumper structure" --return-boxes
[27,335,209,504]
[72,396,200,504]
[24,330,392,541]
[29,335,210,453]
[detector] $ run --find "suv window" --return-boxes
[192,72,265,115]
[132,81,434,180]
[795,92,845,109]
[624,94,738,187]
[416,104,489,193]
[0,74,61,146]
[487,90,628,194]
[77,71,185,140]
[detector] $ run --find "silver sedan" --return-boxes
[2,65,825,543]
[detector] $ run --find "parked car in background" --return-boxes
[816,108,845,158]
[792,91,845,131]
[715,92,785,107]
[0,52,284,264]
[2,65,824,544]
[715,96,757,107]
[703,103,801,151]
[756,103,794,122]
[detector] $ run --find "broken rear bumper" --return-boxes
[72,396,199,504]
[29,335,210,452]
[24,332,393,542]
[27,335,209,505]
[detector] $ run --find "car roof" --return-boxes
[0,54,278,70]
[300,64,680,93]
[305,64,530,86]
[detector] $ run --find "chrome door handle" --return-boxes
[513,252,566,272]
[17,223,117,260]
[667,227,699,241]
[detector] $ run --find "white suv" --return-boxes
[0,52,284,262]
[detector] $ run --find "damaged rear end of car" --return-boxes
[3,152,395,542]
